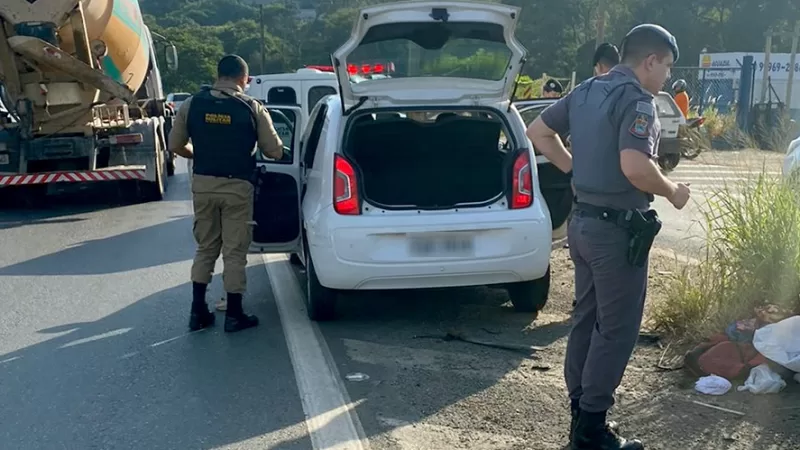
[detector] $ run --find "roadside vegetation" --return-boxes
[652,154,800,342]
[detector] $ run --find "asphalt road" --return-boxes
[0,152,791,450]
[654,153,783,259]
[0,166,311,450]
[0,161,575,450]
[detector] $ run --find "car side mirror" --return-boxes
[165,45,178,71]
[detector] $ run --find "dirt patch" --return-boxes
[401,248,800,449]
[502,247,800,449]
[323,246,799,450]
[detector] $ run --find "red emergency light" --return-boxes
[304,63,395,76]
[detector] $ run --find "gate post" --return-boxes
[737,55,754,130]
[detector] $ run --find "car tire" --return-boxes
[305,251,337,321]
[507,265,550,313]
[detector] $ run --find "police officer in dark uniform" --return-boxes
[542,78,564,98]
[169,55,284,333]
[527,25,691,449]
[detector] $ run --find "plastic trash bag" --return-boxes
[737,364,786,394]
[695,375,732,395]
[752,315,800,372]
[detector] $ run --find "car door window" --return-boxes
[302,102,328,169]
[307,86,337,112]
[255,102,296,164]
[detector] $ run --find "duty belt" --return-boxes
[573,202,626,224]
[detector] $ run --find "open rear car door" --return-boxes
[250,105,303,253]
[515,100,573,240]
[331,1,527,108]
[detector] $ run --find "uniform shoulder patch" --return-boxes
[629,113,651,138]
[635,100,655,116]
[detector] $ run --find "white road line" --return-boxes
[263,253,370,450]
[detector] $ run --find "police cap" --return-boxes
[543,78,563,93]
[622,24,679,63]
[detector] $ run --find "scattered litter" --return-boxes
[412,331,544,357]
[345,372,370,382]
[752,315,800,372]
[690,400,745,416]
[737,364,786,394]
[695,375,732,395]
[725,318,758,342]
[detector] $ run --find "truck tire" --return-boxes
[507,265,550,314]
[141,121,167,202]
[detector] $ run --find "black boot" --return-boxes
[224,293,259,333]
[569,400,619,444]
[572,409,642,450]
[189,282,215,331]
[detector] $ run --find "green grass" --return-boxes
[651,172,800,342]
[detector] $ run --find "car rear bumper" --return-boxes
[306,205,553,290]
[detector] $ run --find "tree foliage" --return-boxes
[139,0,800,92]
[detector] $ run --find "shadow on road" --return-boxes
[0,216,195,275]
[0,264,311,450]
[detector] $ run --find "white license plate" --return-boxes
[0,154,8,165]
[408,233,475,257]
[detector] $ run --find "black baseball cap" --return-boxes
[543,79,563,93]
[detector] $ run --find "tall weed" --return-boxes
[652,172,800,341]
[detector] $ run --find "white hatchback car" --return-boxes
[250,1,571,320]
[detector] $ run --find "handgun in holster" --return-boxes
[619,209,662,267]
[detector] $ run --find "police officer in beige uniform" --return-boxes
[169,55,284,333]
[528,25,690,449]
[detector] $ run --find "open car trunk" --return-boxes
[344,112,508,209]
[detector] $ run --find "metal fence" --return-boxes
[666,66,745,115]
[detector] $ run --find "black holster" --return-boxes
[618,209,662,267]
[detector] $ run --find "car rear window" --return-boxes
[173,93,190,101]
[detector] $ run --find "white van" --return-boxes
[245,69,339,124]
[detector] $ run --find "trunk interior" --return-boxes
[344,113,507,209]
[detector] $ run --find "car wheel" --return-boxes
[305,251,337,321]
[657,154,680,173]
[507,265,550,314]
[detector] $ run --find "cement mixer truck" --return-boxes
[0,0,178,202]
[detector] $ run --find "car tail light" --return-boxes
[333,154,360,215]
[511,151,533,209]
